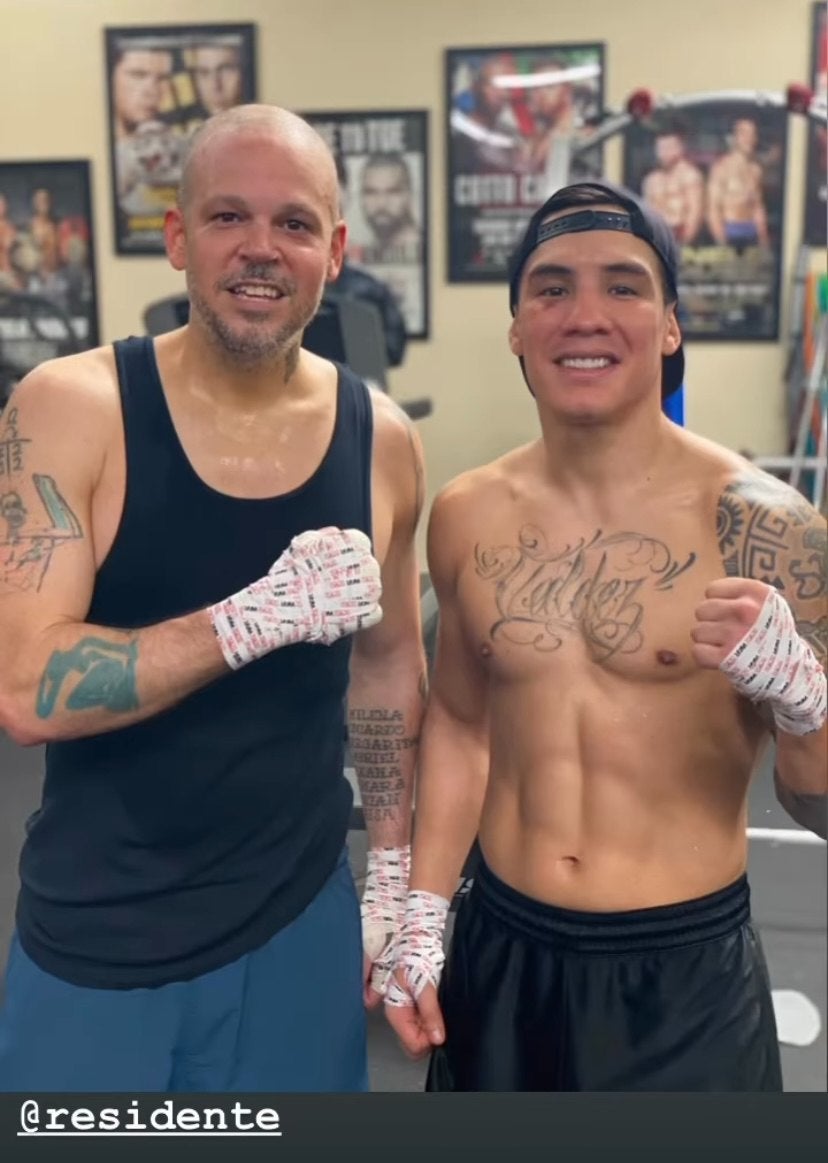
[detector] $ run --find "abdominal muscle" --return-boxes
[478,672,763,912]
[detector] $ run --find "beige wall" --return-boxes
[0,0,819,554]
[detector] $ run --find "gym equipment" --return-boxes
[0,288,81,410]
[756,260,827,510]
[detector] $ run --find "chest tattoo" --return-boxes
[474,525,696,659]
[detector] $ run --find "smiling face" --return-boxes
[508,205,680,425]
[164,118,345,366]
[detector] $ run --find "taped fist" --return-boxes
[692,578,826,736]
[209,526,382,669]
[360,845,411,1008]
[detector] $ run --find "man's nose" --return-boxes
[561,286,611,331]
[238,221,282,261]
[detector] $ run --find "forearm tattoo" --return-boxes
[475,524,695,658]
[36,637,140,719]
[1,407,82,594]
[349,708,417,825]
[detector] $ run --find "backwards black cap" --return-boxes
[507,180,685,398]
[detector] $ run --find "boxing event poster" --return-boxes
[623,102,788,341]
[445,43,605,283]
[804,2,827,247]
[104,23,257,255]
[302,109,430,339]
[0,160,99,402]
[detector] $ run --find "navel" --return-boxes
[656,649,680,666]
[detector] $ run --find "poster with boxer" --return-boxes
[104,23,257,255]
[302,109,430,339]
[0,159,99,404]
[445,43,605,283]
[804,2,827,247]
[623,101,787,341]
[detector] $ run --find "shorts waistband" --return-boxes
[473,859,751,954]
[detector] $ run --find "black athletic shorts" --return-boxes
[426,858,782,1091]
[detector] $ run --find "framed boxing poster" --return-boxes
[804,2,827,247]
[302,109,430,339]
[0,159,99,401]
[623,100,788,341]
[104,22,258,255]
[445,42,605,283]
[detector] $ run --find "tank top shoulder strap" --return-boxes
[111,336,174,476]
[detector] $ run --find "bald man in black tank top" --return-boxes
[0,105,426,1093]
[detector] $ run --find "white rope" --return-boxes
[747,827,826,846]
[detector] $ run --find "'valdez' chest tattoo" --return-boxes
[474,525,696,659]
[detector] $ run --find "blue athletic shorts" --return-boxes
[0,848,367,1092]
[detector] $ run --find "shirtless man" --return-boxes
[706,118,769,248]
[28,188,60,276]
[0,193,20,289]
[642,127,704,245]
[382,180,827,1091]
[0,105,426,1092]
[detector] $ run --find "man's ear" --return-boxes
[662,304,682,357]
[327,220,347,283]
[508,317,523,357]
[164,208,186,272]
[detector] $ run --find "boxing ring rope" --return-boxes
[560,82,828,163]
[747,828,826,846]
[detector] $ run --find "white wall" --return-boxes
[1,0,820,557]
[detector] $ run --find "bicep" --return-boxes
[719,475,827,668]
[773,507,826,669]
[425,495,488,728]
[353,399,425,662]
[0,375,100,652]
[429,590,488,727]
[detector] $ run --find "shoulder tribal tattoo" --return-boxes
[716,478,820,592]
[717,476,827,665]
[475,525,696,659]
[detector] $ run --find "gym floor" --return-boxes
[0,731,824,1092]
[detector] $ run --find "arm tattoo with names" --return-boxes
[36,637,140,719]
[475,524,696,658]
[349,708,417,825]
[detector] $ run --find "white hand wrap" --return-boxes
[209,527,382,669]
[719,587,827,736]
[361,845,410,993]
[385,890,450,1007]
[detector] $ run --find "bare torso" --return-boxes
[643,161,702,241]
[452,432,768,910]
[709,154,762,223]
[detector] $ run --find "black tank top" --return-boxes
[16,337,373,988]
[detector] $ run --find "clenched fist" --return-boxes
[690,577,773,669]
[692,576,826,736]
